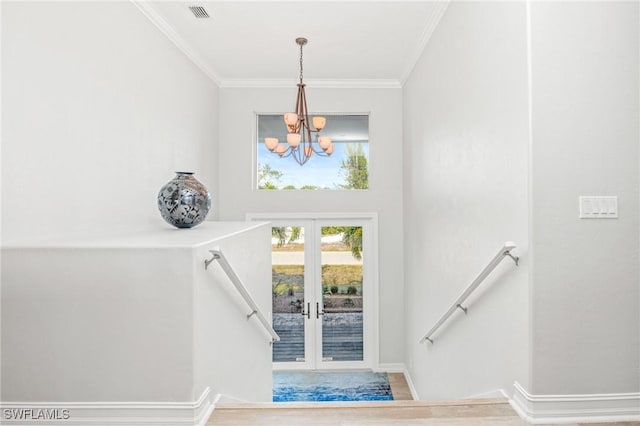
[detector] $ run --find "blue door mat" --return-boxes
[273,371,393,402]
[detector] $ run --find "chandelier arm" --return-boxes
[299,87,312,163]
[278,148,294,159]
[293,146,307,166]
[298,87,305,123]
[281,146,317,164]
[294,84,305,133]
[300,84,313,143]
[296,85,303,113]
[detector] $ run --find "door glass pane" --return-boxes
[320,226,363,361]
[271,226,305,362]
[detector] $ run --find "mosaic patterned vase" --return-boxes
[157,172,211,228]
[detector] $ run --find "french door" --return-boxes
[249,215,376,370]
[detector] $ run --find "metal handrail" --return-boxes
[205,249,280,343]
[419,241,519,344]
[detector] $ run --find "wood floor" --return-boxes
[387,372,414,401]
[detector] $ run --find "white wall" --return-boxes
[404,0,640,403]
[2,246,196,402]
[2,222,273,424]
[403,2,530,399]
[529,1,640,395]
[194,225,273,402]
[217,87,405,364]
[1,1,219,243]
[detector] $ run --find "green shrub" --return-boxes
[347,286,358,295]
[330,285,339,294]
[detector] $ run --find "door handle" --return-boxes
[316,302,325,319]
[301,302,310,319]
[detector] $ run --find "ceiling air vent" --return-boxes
[188,5,210,19]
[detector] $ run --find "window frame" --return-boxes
[253,112,371,192]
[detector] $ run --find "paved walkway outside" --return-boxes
[273,251,363,265]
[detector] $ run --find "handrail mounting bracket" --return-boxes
[247,310,258,320]
[504,251,519,266]
[204,252,221,270]
[456,304,468,315]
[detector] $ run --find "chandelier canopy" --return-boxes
[264,37,333,166]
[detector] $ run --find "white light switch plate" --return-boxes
[579,196,618,219]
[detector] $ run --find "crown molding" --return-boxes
[219,78,401,89]
[131,0,445,89]
[400,0,450,86]
[130,0,222,86]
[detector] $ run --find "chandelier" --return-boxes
[264,37,333,166]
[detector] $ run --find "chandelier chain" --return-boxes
[299,42,304,83]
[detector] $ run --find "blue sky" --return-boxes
[257,142,369,189]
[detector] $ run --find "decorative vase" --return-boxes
[157,172,211,229]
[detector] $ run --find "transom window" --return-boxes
[256,114,369,190]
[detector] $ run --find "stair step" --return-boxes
[216,398,509,410]
[208,399,527,425]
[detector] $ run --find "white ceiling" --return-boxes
[134,1,449,87]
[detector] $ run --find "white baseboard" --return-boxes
[464,389,508,400]
[0,387,215,426]
[510,381,640,424]
[402,368,420,401]
[375,363,406,373]
[214,394,251,404]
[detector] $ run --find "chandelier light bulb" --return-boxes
[318,136,332,149]
[284,113,298,126]
[312,116,326,131]
[326,142,335,155]
[265,137,279,151]
[287,133,302,147]
[275,145,287,156]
